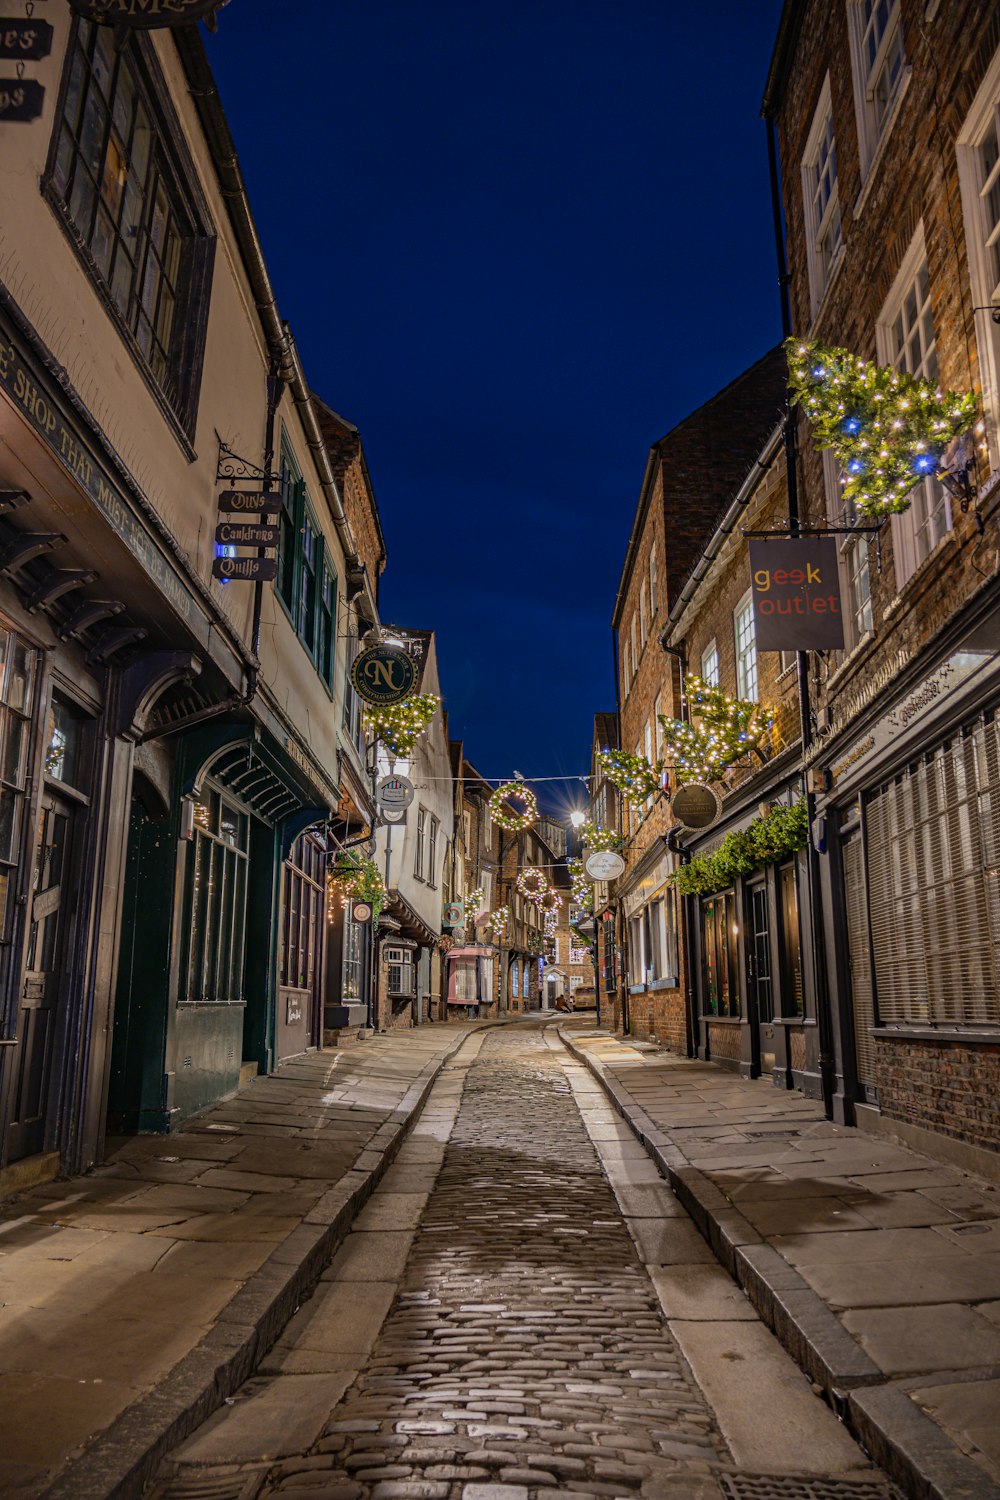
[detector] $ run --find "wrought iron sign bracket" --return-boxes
[215,437,280,487]
[741,521,884,573]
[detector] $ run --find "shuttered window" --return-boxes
[864,713,1000,1027]
[842,830,877,1084]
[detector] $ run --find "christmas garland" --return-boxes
[516,868,548,903]
[567,857,594,915]
[485,907,509,941]
[786,338,977,519]
[364,693,440,758]
[537,888,562,914]
[489,781,538,831]
[580,821,624,852]
[674,799,809,897]
[596,748,662,807]
[465,887,485,919]
[659,675,772,783]
[327,850,386,925]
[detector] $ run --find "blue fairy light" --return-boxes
[912,454,935,474]
[842,416,861,434]
[848,459,865,474]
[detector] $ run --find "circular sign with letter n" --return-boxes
[350,645,416,705]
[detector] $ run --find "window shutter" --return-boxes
[842,831,877,1085]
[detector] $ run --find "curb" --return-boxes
[559,1026,1000,1500]
[39,1025,488,1500]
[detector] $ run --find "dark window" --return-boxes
[276,438,338,689]
[748,882,774,1022]
[183,790,248,1004]
[702,891,739,1017]
[280,832,325,997]
[46,20,213,437]
[0,631,38,959]
[777,863,804,1017]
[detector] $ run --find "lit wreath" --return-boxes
[538,889,562,914]
[516,868,548,902]
[489,781,538,831]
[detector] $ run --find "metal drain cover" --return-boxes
[147,1468,265,1500]
[719,1475,900,1500]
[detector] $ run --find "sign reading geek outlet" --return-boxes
[748,537,844,651]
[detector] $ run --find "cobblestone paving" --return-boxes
[262,1027,728,1500]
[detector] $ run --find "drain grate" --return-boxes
[719,1475,901,1500]
[147,1468,265,1500]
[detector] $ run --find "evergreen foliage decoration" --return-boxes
[658,675,772,783]
[674,800,809,897]
[489,781,538,831]
[567,857,594,915]
[580,821,624,852]
[786,337,977,518]
[485,907,509,941]
[365,693,440,758]
[538,888,562,914]
[597,748,662,807]
[465,887,485,919]
[327,850,387,926]
[516,868,548,903]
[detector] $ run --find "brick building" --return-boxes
[440,753,499,1018]
[763,0,1000,1168]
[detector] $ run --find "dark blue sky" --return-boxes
[206,0,784,816]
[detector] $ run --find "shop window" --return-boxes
[276,439,338,690]
[0,630,38,965]
[45,20,213,438]
[342,902,366,1001]
[183,790,248,1004]
[747,883,774,1022]
[702,891,740,1017]
[628,912,645,985]
[777,863,805,1016]
[280,831,325,995]
[44,693,92,791]
[511,961,519,998]
[386,945,414,997]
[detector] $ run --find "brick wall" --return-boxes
[874,1036,1000,1152]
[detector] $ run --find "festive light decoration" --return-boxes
[786,338,977,518]
[597,748,662,807]
[658,675,772,783]
[516,868,548,903]
[364,693,440,758]
[327,851,386,925]
[567,857,595,915]
[537,888,562,914]
[485,907,509,941]
[465,887,485,919]
[674,800,808,897]
[543,908,558,936]
[489,781,539,831]
[580,821,624,852]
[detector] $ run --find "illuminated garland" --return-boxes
[485,907,509,941]
[786,337,977,518]
[659,675,772,782]
[326,851,386,926]
[543,909,558,935]
[365,693,440,758]
[597,748,662,807]
[465,887,485,918]
[581,821,624,852]
[674,800,808,897]
[567,857,594,915]
[538,888,562,914]
[489,781,538,831]
[516,868,548,902]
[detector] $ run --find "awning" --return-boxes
[446,946,493,960]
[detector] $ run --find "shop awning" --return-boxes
[446,946,493,959]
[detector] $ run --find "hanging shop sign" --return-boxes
[351,645,416,705]
[444,901,463,927]
[215,520,280,548]
[584,849,625,881]
[217,488,280,514]
[670,782,722,831]
[69,0,230,27]
[351,899,374,925]
[0,78,44,121]
[748,537,844,651]
[211,554,276,582]
[0,20,54,59]
[376,773,415,812]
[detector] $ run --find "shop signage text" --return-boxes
[584,849,625,881]
[671,782,721,830]
[218,488,279,514]
[0,78,44,121]
[211,554,276,582]
[69,0,229,27]
[351,645,416,705]
[0,20,53,59]
[215,520,280,548]
[748,537,844,651]
[376,773,415,811]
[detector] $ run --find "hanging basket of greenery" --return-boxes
[786,337,977,519]
[326,850,387,925]
[485,907,509,941]
[596,748,662,807]
[567,857,595,914]
[580,821,624,852]
[658,675,772,784]
[364,693,440,758]
[674,799,809,897]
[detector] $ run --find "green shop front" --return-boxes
[109,720,330,1132]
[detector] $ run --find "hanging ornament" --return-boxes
[465,887,485,919]
[489,781,539,831]
[485,907,509,941]
[658,675,772,784]
[364,693,440,758]
[580,821,624,852]
[596,748,662,807]
[516,868,548,903]
[537,889,561,914]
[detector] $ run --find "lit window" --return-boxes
[734,594,758,701]
[801,75,842,313]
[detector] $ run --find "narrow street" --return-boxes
[151,1024,894,1500]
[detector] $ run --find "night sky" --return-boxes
[205,0,785,817]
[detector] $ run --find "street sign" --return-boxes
[69,0,230,27]
[351,644,416,705]
[584,850,625,881]
[0,79,44,122]
[215,520,280,548]
[671,783,722,831]
[212,555,276,582]
[749,537,844,651]
[0,20,54,60]
[351,900,374,925]
[217,489,280,514]
[376,773,415,813]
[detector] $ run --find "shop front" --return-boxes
[445,945,494,1016]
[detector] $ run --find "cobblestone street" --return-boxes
[154,1024,890,1500]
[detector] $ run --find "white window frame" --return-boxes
[653,690,664,764]
[649,548,658,620]
[630,616,638,679]
[734,591,758,701]
[801,74,843,317]
[822,450,873,650]
[957,44,1000,468]
[875,225,952,588]
[847,0,908,181]
[644,719,654,811]
[701,639,720,688]
[640,578,649,646]
[414,805,426,880]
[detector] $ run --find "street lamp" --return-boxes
[569,809,586,830]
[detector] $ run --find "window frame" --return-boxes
[428,815,439,889]
[42,18,215,449]
[956,45,1000,467]
[801,74,843,316]
[701,640,720,688]
[822,450,874,650]
[276,433,339,691]
[847,0,908,182]
[414,805,426,881]
[733,592,758,701]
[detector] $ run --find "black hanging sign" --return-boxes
[748,537,845,652]
[217,489,279,514]
[350,645,416,705]
[0,78,44,121]
[212,555,276,582]
[0,20,54,60]
[69,0,229,28]
[215,520,280,548]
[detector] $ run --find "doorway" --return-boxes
[747,879,775,1077]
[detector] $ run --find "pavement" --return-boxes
[561,1024,1000,1500]
[0,1021,483,1500]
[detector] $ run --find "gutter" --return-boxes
[659,422,783,648]
[760,0,806,120]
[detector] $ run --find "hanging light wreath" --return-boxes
[597,748,662,807]
[538,888,562,914]
[485,907,509,941]
[567,857,594,915]
[516,868,548,903]
[581,821,624,852]
[489,781,538,831]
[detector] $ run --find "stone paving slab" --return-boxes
[0,1022,482,1500]
[561,1024,1000,1500]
